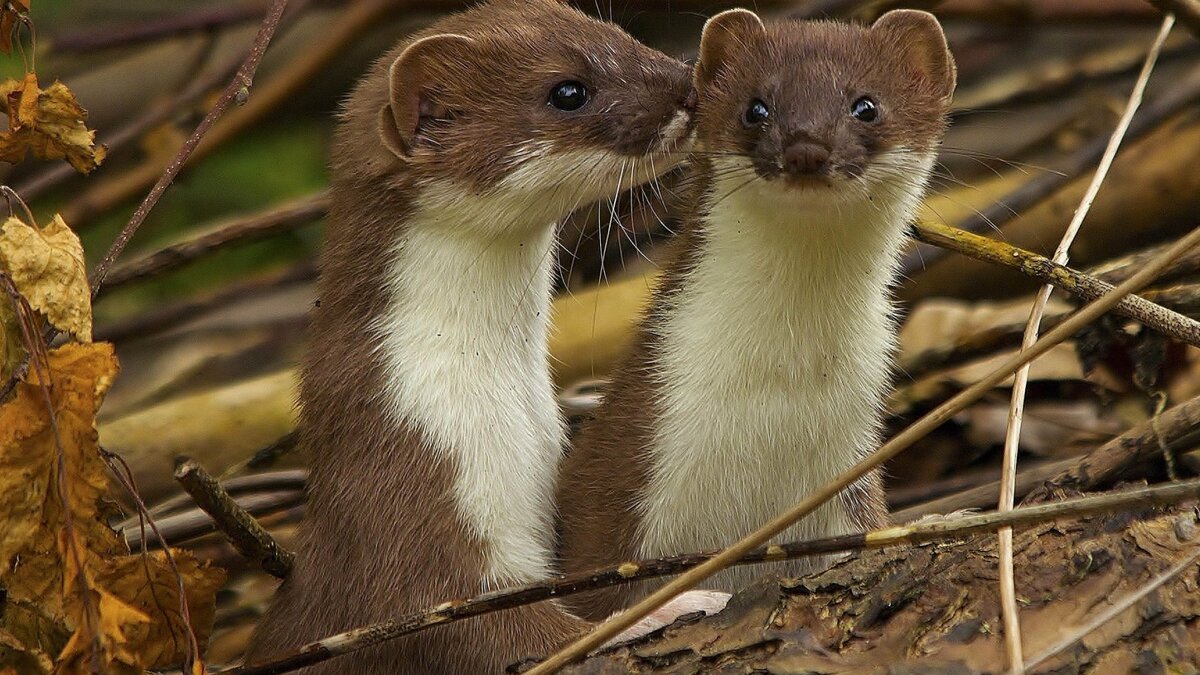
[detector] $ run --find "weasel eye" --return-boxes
[743,99,769,127]
[850,96,878,122]
[549,81,589,111]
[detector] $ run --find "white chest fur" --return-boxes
[637,155,929,589]
[371,193,564,588]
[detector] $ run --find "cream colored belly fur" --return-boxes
[637,157,926,591]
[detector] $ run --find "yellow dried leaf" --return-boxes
[0,343,224,672]
[0,627,54,674]
[0,344,114,567]
[95,552,225,669]
[0,214,91,342]
[0,73,106,173]
[0,1,30,55]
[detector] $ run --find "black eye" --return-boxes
[850,96,878,122]
[549,81,589,111]
[743,99,769,127]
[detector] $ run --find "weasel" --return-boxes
[244,2,722,672]
[556,9,957,619]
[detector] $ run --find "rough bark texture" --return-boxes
[561,505,1200,674]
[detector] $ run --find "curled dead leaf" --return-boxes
[0,214,91,341]
[0,73,106,174]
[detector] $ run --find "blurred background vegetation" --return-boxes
[6,0,1199,662]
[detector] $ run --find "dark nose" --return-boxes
[783,141,830,175]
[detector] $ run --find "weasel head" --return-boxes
[364,0,694,225]
[693,9,956,216]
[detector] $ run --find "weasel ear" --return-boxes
[380,33,478,159]
[695,9,765,92]
[871,10,956,102]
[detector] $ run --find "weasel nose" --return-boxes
[783,141,830,175]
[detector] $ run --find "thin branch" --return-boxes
[87,0,292,296]
[61,0,392,230]
[1147,0,1200,37]
[1026,392,1200,502]
[1022,541,1200,670]
[910,219,1200,347]
[92,262,314,344]
[530,223,1200,673]
[228,480,1200,675]
[998,16,1174,672]
[174,458,294,579]
[97,191,327,297]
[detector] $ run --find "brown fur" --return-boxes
[244,1,693,671]
[556,10,954,620]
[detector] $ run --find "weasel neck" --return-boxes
[637,175,920,573]
[371,194,563,587]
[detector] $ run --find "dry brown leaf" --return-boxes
[0,73,106,173]
[0,343,225,672]
[0,214,91,341]
[0,343,111,568]
[0,1,29,55]
[0,295,22,386]
[94,553,225,669]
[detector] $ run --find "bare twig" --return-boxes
[1026,393,1200,502]
[531,223,1200,673]
[174,458,294,579]
[92,262,314,344]
[97,191,327,297]
[997,17,1174,672]
[909,220,1200,347]
[1148,0,1200,37]
[62,0,391,231]
[1022,539,1200,670]
[87,0,292,296]
[229,480,1200,675]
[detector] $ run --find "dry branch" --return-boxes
[910,219,1200,347]
[97,192,327,297]
[89,0,292,295]
[1026,393,1200,502]
[174,458,294,579]
[227,480,1200,675]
